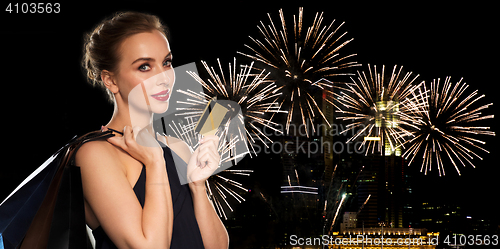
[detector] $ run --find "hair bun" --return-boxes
[81,11,169,103]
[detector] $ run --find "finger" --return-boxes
[197,153,211,168]
[198,154,217,171]
[197,149,219,168]
[197,143,211,153]
[196,149,208,168]
[197,146,214,165]
[200,140,219,153]
[123,126,135,147]
[200,138,220,152]
[192,146,201,167]
[132,126,142,141]
[107,136,125,149]
[200,135,219,148]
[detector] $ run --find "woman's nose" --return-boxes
[154,68,173,86]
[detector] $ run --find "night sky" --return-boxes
[2,0,498,241]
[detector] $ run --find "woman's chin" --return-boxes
[151,102,169,114]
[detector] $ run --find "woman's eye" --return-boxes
[164,59,172,67]
[138,64,151,71]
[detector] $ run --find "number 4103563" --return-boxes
[6,3,60,14]
[443,234,498,246]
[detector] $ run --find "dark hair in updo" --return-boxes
[82,11,169,102]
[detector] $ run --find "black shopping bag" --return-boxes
[0,130,115,249]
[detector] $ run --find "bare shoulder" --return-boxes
[163,136,193,163]
[75,139,120,169]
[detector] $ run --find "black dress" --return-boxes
[91,142,205,249]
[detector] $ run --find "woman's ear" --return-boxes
[101,70,119,94]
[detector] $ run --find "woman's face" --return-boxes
[113,30,175,114]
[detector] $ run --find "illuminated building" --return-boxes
[329,228,439,249]
[322,88,335,183]
[340,212,358,232]
[374,100,401,157]
[355,155,405,229]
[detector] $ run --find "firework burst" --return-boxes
[335,64,427,156]
[402,77,495,176]
[238,7,360,137]
[176,58,285,155]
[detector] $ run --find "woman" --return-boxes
[77,11,228,248]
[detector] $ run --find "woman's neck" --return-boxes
[106,98,156,137]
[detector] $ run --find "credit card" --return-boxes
[194,97,230,136]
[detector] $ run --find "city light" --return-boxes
[280,185,319,195]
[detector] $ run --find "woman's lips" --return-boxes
[151,89,170,101]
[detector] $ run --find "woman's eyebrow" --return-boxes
[131,52,172,65]
[164,52,172,59]
[131,57,154,65]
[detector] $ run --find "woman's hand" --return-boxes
[106,126,164,166]
[187,135,221,186]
